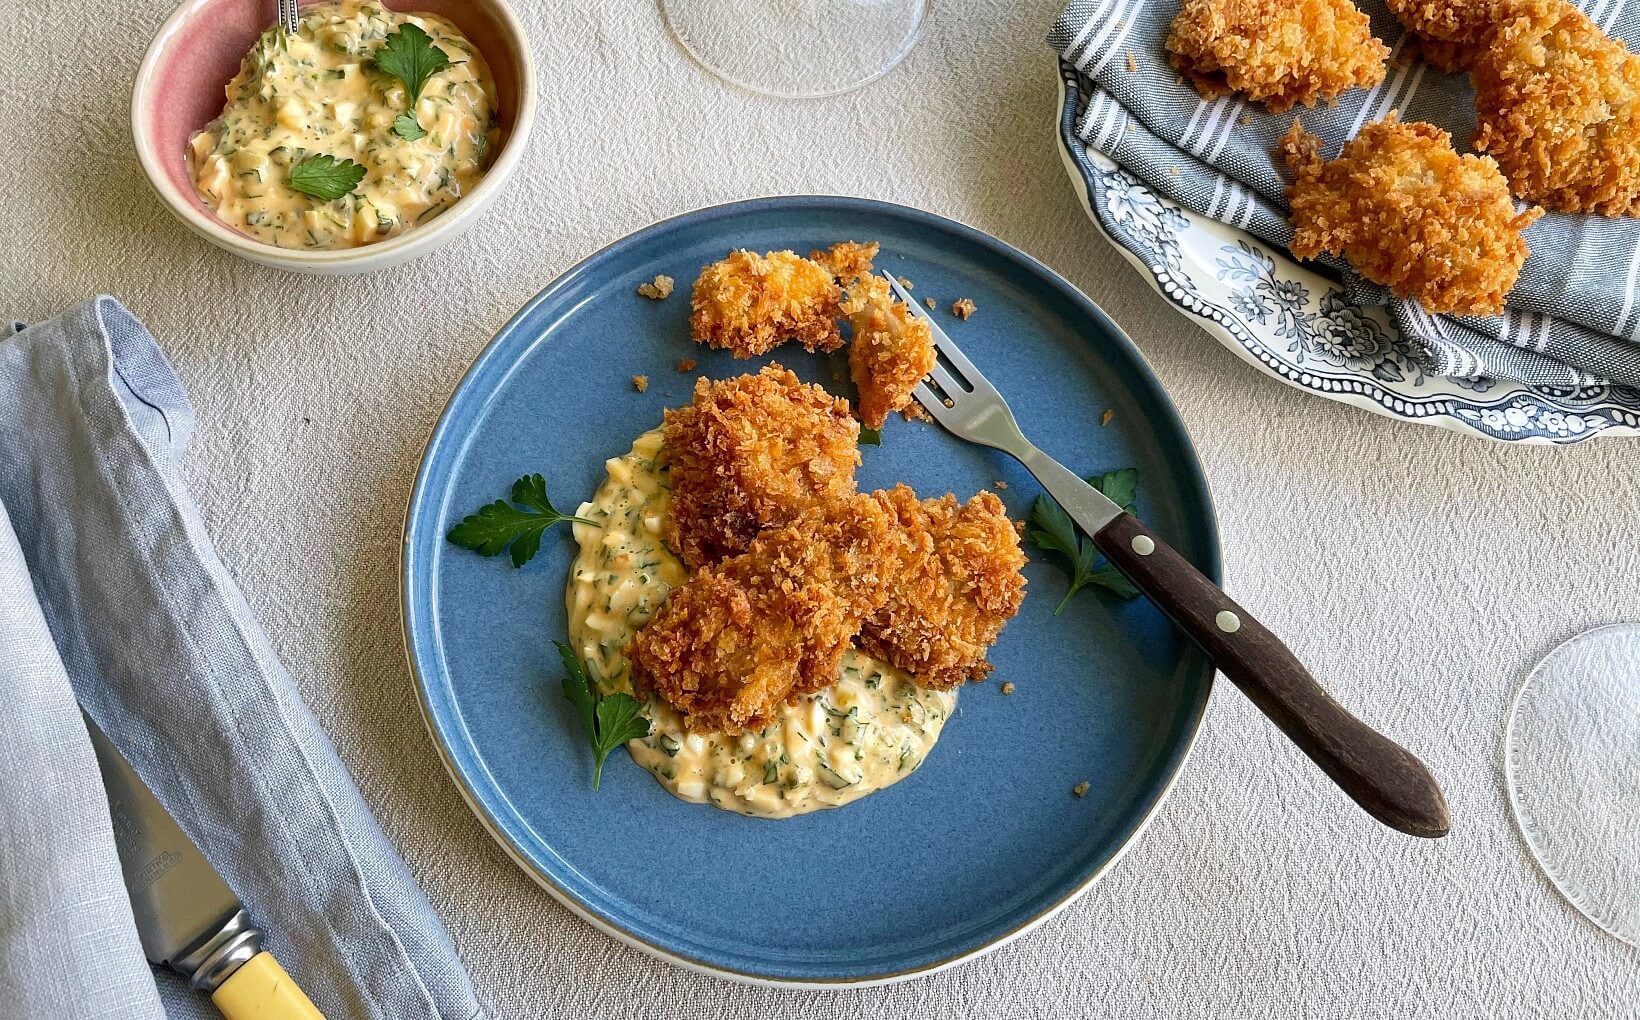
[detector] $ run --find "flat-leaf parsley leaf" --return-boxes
[287,154,366,201]
[375,23,453,104]
[446,474,593,567]
[556,642,650,790]
[1028,468,1142,613]
[391,113,427,140]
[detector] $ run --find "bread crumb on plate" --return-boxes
[637,275,674,300]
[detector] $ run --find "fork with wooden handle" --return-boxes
[886,274,1451,838]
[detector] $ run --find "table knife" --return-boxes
[85,715,325,1019]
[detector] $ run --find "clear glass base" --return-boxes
[659,0,927,99]
[1505,624,1640,945]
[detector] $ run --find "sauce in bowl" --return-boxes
[187,0,498,250]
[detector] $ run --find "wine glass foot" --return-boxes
[1505,623,1640,946]
[659,0,927,99]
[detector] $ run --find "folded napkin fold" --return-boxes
[1051,0,1640,390]
[0,298,485,1020]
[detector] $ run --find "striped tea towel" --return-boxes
[1050,0,1640,390]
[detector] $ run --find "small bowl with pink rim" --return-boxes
[133,0,535,274]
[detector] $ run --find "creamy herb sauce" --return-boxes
[566,428,956,818]
[188,0,497,250]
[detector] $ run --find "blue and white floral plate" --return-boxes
[1055,62,1640,445]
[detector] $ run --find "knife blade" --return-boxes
[84,715,325,1019]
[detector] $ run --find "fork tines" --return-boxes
[881,272,995,421]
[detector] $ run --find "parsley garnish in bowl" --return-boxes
[376,23,454,140]
[287,154,366,201]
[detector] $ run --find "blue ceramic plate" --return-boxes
[402,197,1220,986]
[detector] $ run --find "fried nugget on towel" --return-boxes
[1167,0,1389,112]
[1281,115,1540,315]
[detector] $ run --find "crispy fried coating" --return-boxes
[663,366,860,568]
[857,486,1027,690]
[840,273,936,430]
[690,250,843,356]
[1471,0,1640,216]
[1389,0,1539,72]
[1281,115,1541,315]
[629,494,898,733]
[1166,0,1389,112]
[812,240,880,286]
[1401,32,1480,74]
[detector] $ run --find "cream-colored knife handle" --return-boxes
[211,952,325,1020]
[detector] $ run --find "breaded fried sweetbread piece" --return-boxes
[689,249,843,356]
[812,240,880,286]
[1472,1,1640,216]
[1401,32,1481,74]
[1388,0,1545,72]
[841,273,936,430]
[858,486,1027,690]
[629,494,898,733]
[663,366,861,568]
[1280,115,1541,316]
[1166,0,1389,112]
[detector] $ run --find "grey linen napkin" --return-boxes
[1051,0,1640,389]
[0,297,485,1020]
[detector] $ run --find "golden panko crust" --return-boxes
[629,494,898,734]
[1281,114,1541,315]
[638,369,1028,730]
[1471,0,1640,216]
[857,486,1028,690]
[812,240,880,286]
[842,274,936,430]
[1388,0,1545,72]
[1166,0,1389,112]
[663,365,860,568]
[689,249,844,357]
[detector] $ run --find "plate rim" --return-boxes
[1053,61,1640,446]
[399,194,1223,987]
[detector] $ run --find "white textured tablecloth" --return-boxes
[3,1,1638,1016]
